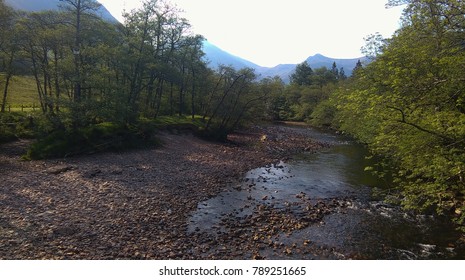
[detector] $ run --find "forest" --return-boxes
[1,0,464,233]
[0,0,277,152]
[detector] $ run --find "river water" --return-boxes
[188,126,465,259]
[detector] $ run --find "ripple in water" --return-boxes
[188,126,465,259]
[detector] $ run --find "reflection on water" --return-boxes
[188,126,465,259]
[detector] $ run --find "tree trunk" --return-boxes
[1,73,12,113]
[170,82,174,116]
[73,0,82,103]
[53,49,61,112]
[191,68,196,120]
[154,78,164,118]
[205,74,244,130]
[179,65,187,117]
[0,49,15,113]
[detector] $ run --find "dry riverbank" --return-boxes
[0,125,327,259]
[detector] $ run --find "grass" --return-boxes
[4,106,39,112]
[150,115,206,128]
[1,74,39,108]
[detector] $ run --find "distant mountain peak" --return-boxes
[202,41,367,83]
[4,0,118,23]
[305,54,367,72]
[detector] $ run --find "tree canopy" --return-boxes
[0,0,268,141]
[310,0,465,230]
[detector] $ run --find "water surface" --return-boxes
[188,126,464,259]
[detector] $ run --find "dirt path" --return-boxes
[0,125,327,259]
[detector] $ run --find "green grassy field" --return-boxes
[1,75,39,110]
[150,115,205,127]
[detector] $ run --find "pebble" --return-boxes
[0,125,333,260]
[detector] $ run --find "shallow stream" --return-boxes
[188,126,465,259]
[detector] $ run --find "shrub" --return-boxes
[25,121,159,160]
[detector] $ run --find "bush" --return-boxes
[310,99,337,127]
[0,112,37,144]
[0,130,17,143]
[197,126,229,142]
[25,121,160,160]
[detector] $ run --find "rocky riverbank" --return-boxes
[0,124,328,259]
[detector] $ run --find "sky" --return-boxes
[98,0,405,67]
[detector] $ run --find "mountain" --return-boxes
[4,0,118,23]
[5,0,365,82]
[202,42,367,83]
[202,41,264,71]
[257,64,296,82]
[306,54,366,76]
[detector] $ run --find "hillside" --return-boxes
[4,0,118,23]
[202,41,263,71]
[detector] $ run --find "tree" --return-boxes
[361,32,386,59]
[386,0,409,8]
[330,0,465,231]
[290,61,313,86]
[201,66,263,140]
[259,76,286,120]
[331,62,339,79]
[0,0,17,112]
[339,67,347,80]
[0,0,13,53]
[17,11,72,114]
[311,67,337,87]
[59,0,102,104]
[352,60,363,75]
[120,0,206,121]
[176,35,207,119]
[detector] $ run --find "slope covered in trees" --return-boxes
[0,0,270,150]
[309,0,465,231]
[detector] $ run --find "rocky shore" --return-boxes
[0,124,329,259]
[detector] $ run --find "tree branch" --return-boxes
[386,105,454,142]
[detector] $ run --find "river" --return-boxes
[188,125,465,259]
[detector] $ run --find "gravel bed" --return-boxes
[0,125,327,259]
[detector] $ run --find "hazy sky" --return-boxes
[98,0,404,67]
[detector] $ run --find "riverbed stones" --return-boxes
[0,125,329,260]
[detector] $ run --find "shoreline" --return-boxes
[0,124,327,259]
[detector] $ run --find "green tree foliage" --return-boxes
[290,61,313,86]
[201,66,266,140]
[361,32,386,59]
[259,76,287,121]
[120,0,195,122]
[0,0,18,112]
[59,0,102,104]
[285,62,342,121]
[325,0,465,230]
[352,59,363,75]
[339,67,347,80]
[1,0,268,147]
[5,0,211,128]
